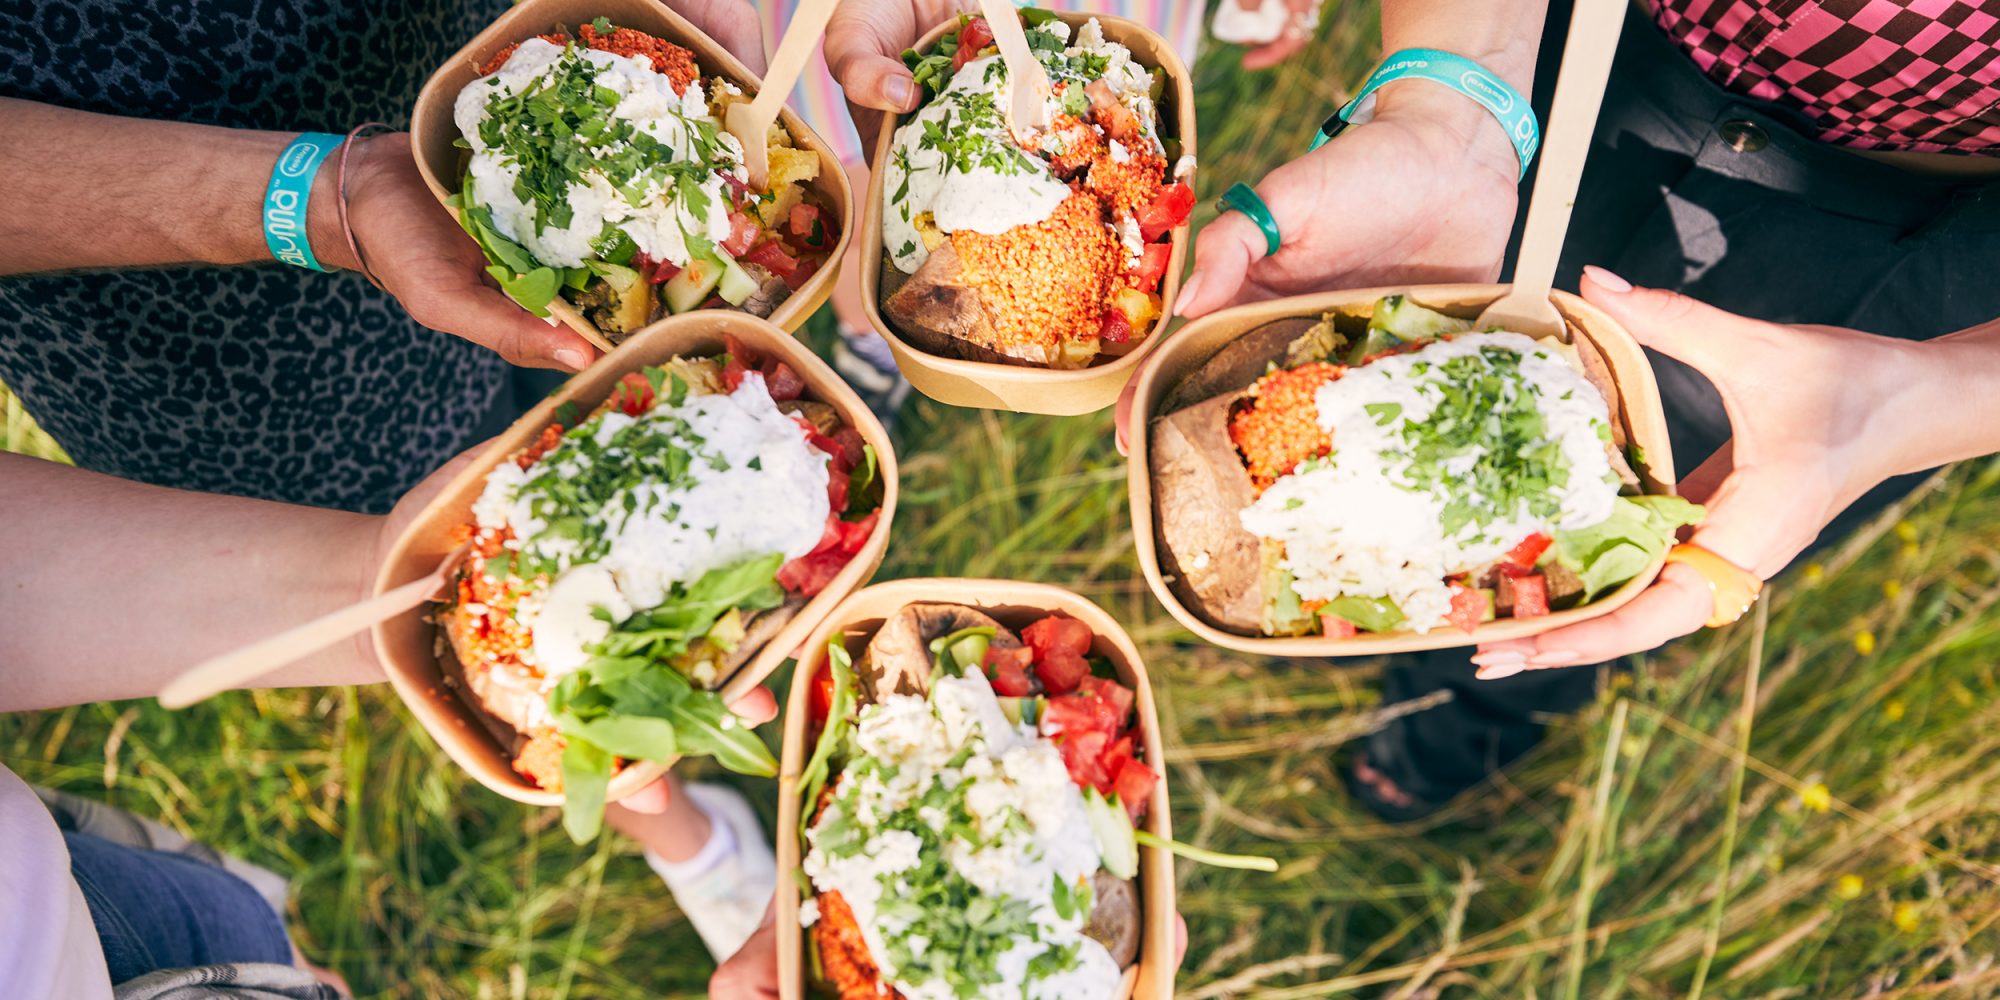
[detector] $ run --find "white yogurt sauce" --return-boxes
[803,670,1120,1000]
[883,18,1160,274]
[1240,333,1619,631]
[455,38,741,270]
[474,373,830,675]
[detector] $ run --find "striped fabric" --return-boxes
[764,0,1207,164]
[1648,0,2000,155]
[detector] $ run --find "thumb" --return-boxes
[427,277,603,372]
[1176,208,1266,319]
[1578,266,1756,378]
[825,13,921,114]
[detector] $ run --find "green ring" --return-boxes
[1218,182,1281,258]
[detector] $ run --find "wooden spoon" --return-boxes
[726,0,843,190]
[976,0,1053,138]
[1473,0,1628,340]
[157,542,471,709]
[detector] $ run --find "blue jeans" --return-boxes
[65,830,294,985]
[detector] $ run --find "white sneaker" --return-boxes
[643,783,777,962]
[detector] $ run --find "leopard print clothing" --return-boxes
[0,0,516,514]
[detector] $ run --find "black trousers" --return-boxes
[1373,7,2000,804]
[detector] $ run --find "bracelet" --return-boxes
[262,132,345,271]
[337,122,395,292]
[1309,48,1540,177]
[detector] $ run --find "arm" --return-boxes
[1173,0,1547,316]
[0,453,388,711]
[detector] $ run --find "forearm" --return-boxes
[0,99,359,275]
[1877,320,2000,476]
[1372,0,1549,171]
[0,454,385,711]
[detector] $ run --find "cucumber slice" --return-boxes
[1322,594,1406,633]
[996,696,1045,728]
[1084,787,1139,880]
[717,255,760,306]
[664,257,725,314]
[947,633,990,672]
[997,697,1025,725]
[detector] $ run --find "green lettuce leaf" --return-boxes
[798,642,856,838]
[560,739,613,843]
[1553,495,1707,599]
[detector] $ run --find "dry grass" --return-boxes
[7,4,2000,996]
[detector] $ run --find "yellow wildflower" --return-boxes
[1834,874,1865,900]
[1894,520,1918,542]
[1883,580,1903,599]
[1801,782,1833,813]
[1803,562,1825,584]
[1854,630,1877,655]
[1884,699,1906,722]
[1893,901,1920,932]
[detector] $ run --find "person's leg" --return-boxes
[605,773,777,963]
[63,830,294,985]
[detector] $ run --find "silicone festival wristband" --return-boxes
[262,132,345,272]
[1309,49,1539,177]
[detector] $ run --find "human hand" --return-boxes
[1471,267,1920,676]
[708,899,1190,997]
[665,0,771,74]
[825,0,976,150]
[1223,0,1323,70]
[1175,81,1520,320]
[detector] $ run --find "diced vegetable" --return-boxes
[1320,614,1358,639]
[1099,309,1133,344]
[1034,648,1089,694]
[1369,294,1472,342]
[1131,242,1172,289]
[1111,287,1162,328]
[1083,786,1138,879]
[1505,532,1554,574]
[1322,594,1405,634]
[721,211,761,257]
[1503,573,1551,618]
[716,255,760,306]
[1109,756,1158,823]
[985,645,1038,697]
[954,16,994,71]
[663,256,725,313]
[1136,182,1196,241]
[607,371,655,417]
[1444,585,1492,634]
[1024,616,1093,658]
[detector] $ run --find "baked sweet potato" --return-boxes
[880,242,1023,366]
[1148,390,1264,634]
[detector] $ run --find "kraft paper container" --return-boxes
[859,11,1197,415]
[410,0,854,351]
[775,579,1175,1000]
[1129,285,1679,657]
[372,313,899,806]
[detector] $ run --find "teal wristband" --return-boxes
[1309,49,1539,177]
[263,132,344,272]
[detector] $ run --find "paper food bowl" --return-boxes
[371,313,899,805]
[775,578,1176,1000]
[1128,285,1679,657]
[410,0,855,352]
[858,11,1198,415]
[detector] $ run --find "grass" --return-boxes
[8,4,2000,995]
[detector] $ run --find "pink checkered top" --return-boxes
[1648,0,2000,155]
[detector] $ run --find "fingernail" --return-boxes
[554,348,590,372]
[885,75,916,110]
[1476,661,1527,681]
[1470,649,1524,666]
[1582,265,1632,293]
[1529,650,1583,667]
[1173,270,1204,315]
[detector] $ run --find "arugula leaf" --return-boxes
[485,264,562,316]
[555,710,680,761]
[560,739,613,842]
[798,642,856,837]
[1553,495,1707,598]
[665,690,778,777]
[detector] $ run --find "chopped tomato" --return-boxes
[792,417,849,473]
[1098,309,1133,344]
[1445,584,1491,634]
[834,510,877,553]
[721,354,750,391]
[986,649,1037,697]
[723,334,758,370]
[1056,730,1111,789]
[722,173,754,205]
[1137,182,1196,242]
[954,16,994,72]
[830,427,868,469]
[607,372,655,416]
[1321,614,1358,639]
[1110,755,1158,821]
[1505,532,1554,574]
[809,660,835,725]
[788,202,831,248]
[776,547,846,596]
[741,239,799,281]
[648,259,682,284]
[760,360,805,401]
[1085,79,1144,144]
[1131,242,1171,290]
[1508,573,1551,618]
[1077,675,1134,728]
[719,212,761,257]
[1035,648,1089,695]
[1024,616,1093,658]
[826,466,849,512]
[783,256,822,291]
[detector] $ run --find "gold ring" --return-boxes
[1663,543,1763,627]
